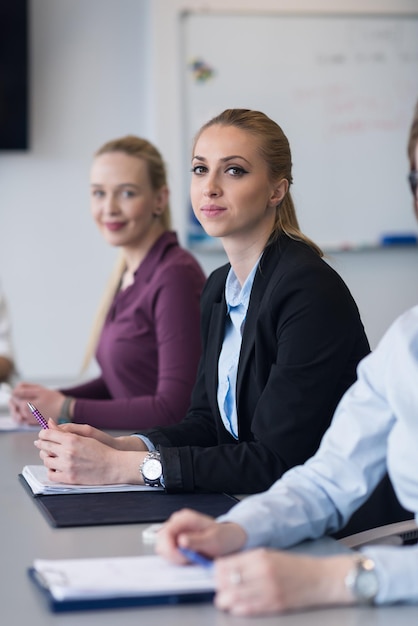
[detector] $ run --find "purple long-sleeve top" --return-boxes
[62,231,206,430]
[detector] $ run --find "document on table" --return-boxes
[29,554,215,610]
[21,464,163,495]
[0,385,38,431]
[0,415,39,432]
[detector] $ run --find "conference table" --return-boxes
[1,428,418,626]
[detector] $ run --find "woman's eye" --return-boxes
[191,165,207,175]
[226,166,247,177]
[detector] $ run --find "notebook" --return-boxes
[29,554,215,612]
[28,537,350,612]
[21,464,162,495]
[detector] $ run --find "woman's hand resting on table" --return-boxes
[10,383,66,424]
[34,421,149,485]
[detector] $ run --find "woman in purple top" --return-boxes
[10,136,205,429]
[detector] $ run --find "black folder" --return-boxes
[19,474,238,528]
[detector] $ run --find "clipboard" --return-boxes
[19,474,239,527]
[28,555,215,612]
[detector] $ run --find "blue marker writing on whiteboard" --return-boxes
[380,233,418,246]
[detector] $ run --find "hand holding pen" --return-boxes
[27,402,49,429]
[178,547,213,569]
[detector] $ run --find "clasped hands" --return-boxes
[33,420,149,486]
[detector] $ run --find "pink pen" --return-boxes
[27,402,49,429]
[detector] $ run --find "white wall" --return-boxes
[0,0,152,380]
[150,0,418,349]
[0,0,417,382]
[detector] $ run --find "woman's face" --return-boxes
[190,124,287,245]
[90,152,166,250]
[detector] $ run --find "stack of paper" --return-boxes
[0,416,39,432]
[22,464,163,495]
[33,554,214,600]
[30,555,215,610]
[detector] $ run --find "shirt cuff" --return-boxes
[131,434,155,451]
[360,543,418,604]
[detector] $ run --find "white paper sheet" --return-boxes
[22,464,163,495]
[33,554,214,601]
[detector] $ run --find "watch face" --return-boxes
[357,569,379,600]
[144,458,162,481]
[346,558,379,604]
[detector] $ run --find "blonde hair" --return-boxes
[82,135,171,372]
[194,109,323,257]
[408,100,418,169]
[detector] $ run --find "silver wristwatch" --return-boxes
[345,556,379,604]
[140,451,163,487]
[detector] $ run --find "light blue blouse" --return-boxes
[220,305,418,605]
[217,260,259,439]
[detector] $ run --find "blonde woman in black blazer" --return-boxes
[143,232,367,495]
[37,110,384,531]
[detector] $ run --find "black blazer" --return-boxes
[140,235,370,494]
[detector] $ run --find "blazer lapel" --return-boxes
[205,299,227,412]
[236,239,284,396]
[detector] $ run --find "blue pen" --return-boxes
[178,547,213,569]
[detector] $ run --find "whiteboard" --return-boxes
[181,12,418,250]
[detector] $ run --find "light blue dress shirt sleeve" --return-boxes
[131,434,155,451]
[218,305,418,605]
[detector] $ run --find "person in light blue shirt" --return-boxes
[156,99,418,614]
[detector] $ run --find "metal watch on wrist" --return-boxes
[345,556,379,604]
[140,451,163,487]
